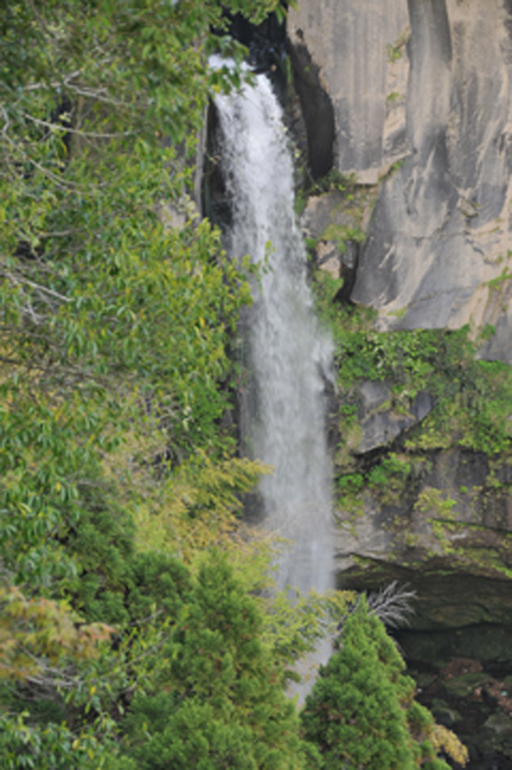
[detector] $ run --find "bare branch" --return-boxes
[24,71,83,92]
[1,271,72,311]
[21,112,132,139]
[366,581,417,629]
[65,80,125,109]
[1,105,10,137]
[19,278,73,304]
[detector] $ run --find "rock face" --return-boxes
[354,381,434,454]
[288,0,410,183]
[285,6,512,759]
[336,446,512,585]
[300,192,361,292]
[288,0,512,354]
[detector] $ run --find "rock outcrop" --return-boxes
[288,0,410,183]
[289,0,512,354]
[284,5,512,760]
[287,12,512,734]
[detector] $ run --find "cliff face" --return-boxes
[289,0,410,183]
[286,0,512,645]
[289,0,512,360]
[284,5,512,755]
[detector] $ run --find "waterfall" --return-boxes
[214,67,334,597]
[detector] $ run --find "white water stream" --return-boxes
[214,69,335,601]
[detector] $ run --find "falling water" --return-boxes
[214,67,334,597]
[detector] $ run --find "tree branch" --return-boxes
[22,112,132,139]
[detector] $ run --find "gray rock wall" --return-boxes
[289,0,512,357]
[288,1,512,648]
[288,0,410,183]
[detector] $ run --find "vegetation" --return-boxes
[0,0,314,765]
[304,159,512,585]
[312,267,512,512]
[0,1,468,767]
[302,598,468,769]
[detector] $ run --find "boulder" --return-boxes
[354,381,434,454]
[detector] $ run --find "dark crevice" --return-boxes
[287,40,335,179]
[202,101,230,228]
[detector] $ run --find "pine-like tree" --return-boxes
[122,553,321,769]
[301,598,465,769]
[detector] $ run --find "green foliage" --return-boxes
[386,27,410,64]
[487,265,512,290]
[0,0,323,765]
[307,170,359,199]
[0,3,474,767]
[117,554,318,769]
[312,294,512,508]
[367,453,415,506]
[129,450,271,564]
[301,599,419,768]
[322,305,443,392]
[322,223,365,256]
[336,473,365,515]
[0,712,117,770]
[0,0,271,599]
[301,599,466,768]
[368,454,412,490]
[260,588,355,683]
[387,43,403,62]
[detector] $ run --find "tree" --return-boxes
[120,554,321,769]
[0,0,296,763]
[1,5,459,769]
[0,0,285,592]
[301,598,468,769]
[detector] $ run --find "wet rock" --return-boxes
[358,381,390,413]
[484,713,512,736]
[359,412,412,454]
[354,382,434,453]
[398,625,512,663]
[430,698,463,727]
[336,380,435,455]
[443,672,492,700]
[406,651,512,768]
[335,446,512,583]
[334,496,395,575]
[339,565,512,631]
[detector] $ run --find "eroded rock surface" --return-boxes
[289,0,512,354]
[288,0,410,183]
[287,7,512,761]
[301,192,360,288]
